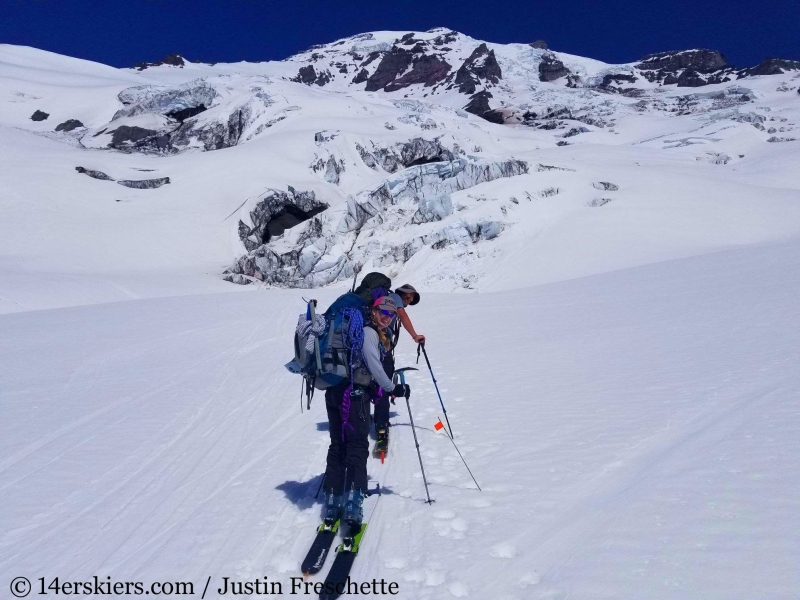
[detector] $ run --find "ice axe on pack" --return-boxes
[394,367,434,504]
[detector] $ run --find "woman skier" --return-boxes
[322,296,411,530]
[373,284,424,454]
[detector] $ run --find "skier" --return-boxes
[373,284,424,455]
[389,284,424,346]
[322,296,411,530]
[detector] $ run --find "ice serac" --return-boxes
[225,157,527,287]
[87,78,274,154]
[358,138,457,173]
[339,158,528,233]
[113,80,217,120]
[454,43,502,94]
[311,155,345,184]
[237,188,328,252]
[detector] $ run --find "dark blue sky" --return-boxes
[1,0,798,68]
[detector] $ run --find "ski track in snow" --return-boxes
[2,36,800,600]
[2,242,800,599]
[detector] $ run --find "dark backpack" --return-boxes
[353,272,392,306]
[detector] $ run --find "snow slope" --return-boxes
[2,35,800,310]
[2,240,799,599]
[1,31,800,598]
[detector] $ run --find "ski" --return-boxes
[318,524,368,600]
[318,485,381,600]
[301,520,340,576]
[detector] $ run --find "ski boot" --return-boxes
[343,487,365,532]
[322,491,343,528]
[374,426,389,459]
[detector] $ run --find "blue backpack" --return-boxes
[286,273,392,408]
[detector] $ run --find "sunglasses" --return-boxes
[377,309,396,319]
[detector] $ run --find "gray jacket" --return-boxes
[357,326,394,391]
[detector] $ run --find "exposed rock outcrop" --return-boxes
[637,49,732,87]
[637,49,728,73]
[31,110,49,121]
[539,52,570,82]
[291,65,332,86]
[365,47,414,91]
[135,54,186,71]
[529,40,548,49]
[55,119,84,132]
[739,58,800,77]
[385,54,451,91]
[363,40,452,92]
[463,91,504,124]
[108,126,170,153]
[454,43,502,94]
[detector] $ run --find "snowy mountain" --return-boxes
[2,29,800,308]
[2,30,800,600]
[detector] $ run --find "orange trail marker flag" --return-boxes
[434,419,445,432]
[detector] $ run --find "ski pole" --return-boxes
[315,473,326,499]
[397,368,433,504]
[417,344,454,438]
[437,419,482,491]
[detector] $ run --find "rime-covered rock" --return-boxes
[117,177,171,189]
[76,166,114,181]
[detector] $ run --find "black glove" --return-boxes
[391,383,410,399]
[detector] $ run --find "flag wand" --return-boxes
[434,418,482,491]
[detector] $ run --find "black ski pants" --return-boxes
[324,381,371,495]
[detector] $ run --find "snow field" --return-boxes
[2,240,799,598]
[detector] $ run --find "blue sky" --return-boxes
[1,0,798,68]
